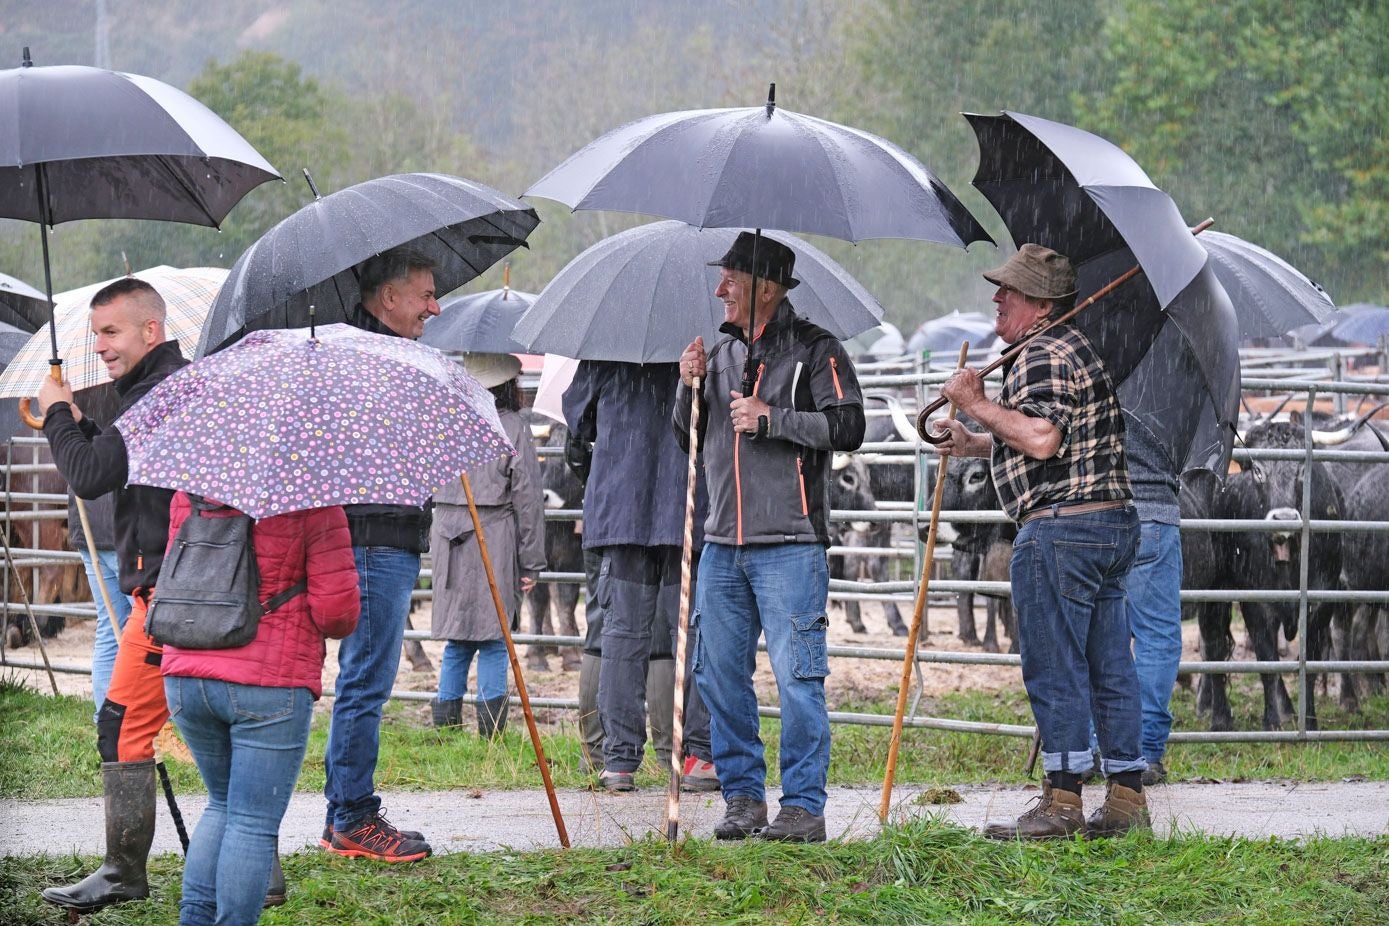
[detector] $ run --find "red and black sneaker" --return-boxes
[327,812,432,863]
[321,816,424,850]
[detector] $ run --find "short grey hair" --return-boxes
[90,277,166,326]
[358,247,438,301]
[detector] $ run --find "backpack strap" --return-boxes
[262,579,309,615]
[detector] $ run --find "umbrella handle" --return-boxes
[17,362,63,430]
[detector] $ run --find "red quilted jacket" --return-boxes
[160,493,360,697]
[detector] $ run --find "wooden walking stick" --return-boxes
[878,343,969,822]
[460,471,570,848]
[666,375,702,842]
[917,219,1215,443]
[73,497,122,640]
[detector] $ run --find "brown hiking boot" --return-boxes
[1086,781,1151,839]
[982,781,1086,841]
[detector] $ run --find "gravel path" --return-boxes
[5,779,1386,857]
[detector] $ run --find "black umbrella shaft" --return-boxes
[741,229,762,396]
[35,165,60,366]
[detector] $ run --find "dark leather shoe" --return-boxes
[714,796,768,840]
[1141,760,1167,786]
[759,805,826,843]
[983,782,1086,841]
[1086,782,1151,839]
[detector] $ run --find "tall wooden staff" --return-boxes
[460,472,570,848]
[667,375,702,842]
[878,343,969,822]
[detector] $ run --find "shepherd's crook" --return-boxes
[666,374,702,842]
[460,472,570,848]
[879,343,969,822]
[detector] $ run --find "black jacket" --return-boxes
[44,340,189,593]
[343,302,432,553]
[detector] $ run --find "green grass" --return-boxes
[3,820,1387,925]
[4,673,1387,801]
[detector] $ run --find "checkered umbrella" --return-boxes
[0,266,226,399]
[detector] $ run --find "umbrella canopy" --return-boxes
[907,311,998,354]
[197,173,540,356]
[0,272,47,332]
[0,55,279,227]
[512,221,883,362]
[526,86,992,248]
[964,110,1240,469]
[531,353,579,426]
[0,319,31,368]
[420,285,537,354]
[0,266,226,399]
[118,324,513,520]
[1197,230,1337,340]
[1330,306,1389,345]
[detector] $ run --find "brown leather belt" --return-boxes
[1020,499,1127,525]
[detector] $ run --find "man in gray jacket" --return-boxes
[675,233,865,843]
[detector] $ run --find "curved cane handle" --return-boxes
[18,398,43,430]
[916,398,950,443]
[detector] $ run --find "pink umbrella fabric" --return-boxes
[117,323,513,519]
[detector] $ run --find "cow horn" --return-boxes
[879,394,921,443]
[1311,426,1355,446]
[832,452,853,471]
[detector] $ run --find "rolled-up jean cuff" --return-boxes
[1102,756,1149,776]
[1042,749,1100,774]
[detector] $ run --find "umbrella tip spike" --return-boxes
[302,168,322,200]
[22,46,32,67]
[766,82,776,116]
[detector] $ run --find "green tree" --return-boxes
[1078,0,1387,302]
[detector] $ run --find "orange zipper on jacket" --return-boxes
[829,356,844,400]
[733,361,766,545]
[796,455,808,517]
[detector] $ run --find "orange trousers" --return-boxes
[95,593,168,763]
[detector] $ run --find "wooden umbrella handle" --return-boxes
[18,362,64,430]
[916,219,1215,444]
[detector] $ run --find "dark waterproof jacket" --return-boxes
[66,383,122,552]
[565,360,705,549]
[673,301,864,546]
[43,340,189,593]
[343,302,432,553]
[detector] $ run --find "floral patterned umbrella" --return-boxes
[117,323,513,519]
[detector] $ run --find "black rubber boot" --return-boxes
[263,844,286,907]
[476,696,509,738]
[430,697,464,728]
[41,759,156,914]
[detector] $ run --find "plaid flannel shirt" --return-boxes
[990,322,1131,521]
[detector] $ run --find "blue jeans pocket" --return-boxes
[790,612,830,680]
[229,684,295,722]
[164,678,184,720]
[1053,540,1115,603]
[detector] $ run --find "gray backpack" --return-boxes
[146,496,307,649]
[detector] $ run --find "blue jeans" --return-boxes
[1127,521,1184,763]
[1011,507,1146,776]
[693,542,831,816]
[83,547,133,724]
[165,676,312,926]
[439,638,509,701]
[324,546,420,831]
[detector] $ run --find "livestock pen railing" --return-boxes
[4,373,1389,747]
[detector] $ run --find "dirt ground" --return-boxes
[3,594,1217,720]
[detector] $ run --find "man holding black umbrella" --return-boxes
[320,246,438,863]
[675,234,864,843]
[930,244,1150,840]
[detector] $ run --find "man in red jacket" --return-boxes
[36,278,191,914]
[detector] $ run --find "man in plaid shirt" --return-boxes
[929,244,1149,840]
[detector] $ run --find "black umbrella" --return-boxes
[916,111,1240,458]
[419,268,536,355]
[512,221,883,361]
[0,48,280,369]
[197,172,539,355]
[0,272,47,333]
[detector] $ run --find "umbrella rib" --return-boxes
[151,155,222,228]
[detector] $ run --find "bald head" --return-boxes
[89,277,168,380]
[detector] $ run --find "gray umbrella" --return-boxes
[0,272,47,333]
[1198,230,1336,340]
[963,110,1240,466]
[1330,306,1389,345]
[906,311,998,354]
[196,172,539,356]
[0,48,279,362]
[527,86,991,247]
[420,284,537,355]
[513,221,882,362]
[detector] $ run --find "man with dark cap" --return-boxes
[676,233,865,843]
[928,243,1148,840]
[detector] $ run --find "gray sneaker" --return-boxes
[758,805,827,843]
[714,796,768,840]
[598,769,636,792]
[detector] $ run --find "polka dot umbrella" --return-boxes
[116,323,514,519]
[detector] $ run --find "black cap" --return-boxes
[707,232,800,289]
